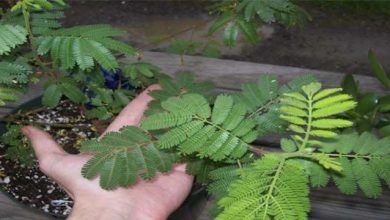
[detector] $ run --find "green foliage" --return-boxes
[280,82,356,149]
[320,132,390,198]
[122,62,161,85]
[1,125,35,166]
[42,78,86,107]
[341,51,390,137]
[208,12,259,47]
[86,88,134,120]
[141,93,257,161]
[2,1,65,35]
[238,0,310,27]
[0,60,32,84]
[145,71,214,115]
[234,74,317,137]
[11,0,65,12]
[80,126,178,189]
[36,24,136,70]
[0,87,19,106]
[208,0,309,46]
[0,24,27,55]
[217,155,310,220]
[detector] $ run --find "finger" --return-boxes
[104,84,160,133]
[22,126,66,173]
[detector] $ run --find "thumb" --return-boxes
[22,126,66,173]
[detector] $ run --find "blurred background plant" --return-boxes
[342,50,390,137]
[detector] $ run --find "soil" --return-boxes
[63,1,390,76]
[0,100,96,217]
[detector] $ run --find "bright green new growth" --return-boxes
[80,126,177,190]
[217,155,310,220]
[280,82,357,150]
[141,93,257,161]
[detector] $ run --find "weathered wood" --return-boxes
[123,51,387,95]
[0,193,52,220]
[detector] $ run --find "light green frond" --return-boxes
[311,119,353,129]
[312,101,357,118]
[208,164,247,197]
[80,126,177,190]
[280,82,355,151]
[217,155,310,220]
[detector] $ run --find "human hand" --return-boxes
[22,85,194,220]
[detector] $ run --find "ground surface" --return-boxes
[64,0,390,76]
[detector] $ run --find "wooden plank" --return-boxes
[123,51,387,95]
[0,193,53,220]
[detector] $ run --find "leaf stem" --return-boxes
[300,95,313,151]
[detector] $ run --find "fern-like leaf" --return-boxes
[36,24,135,70]
[0,60,32,84]
[80,126,177,189]
[234,74,317,138]
[0,24,27,55]
[142,93,257,161]
[320,132,390,198]
[280,82,356,150]
[217,155,310,220]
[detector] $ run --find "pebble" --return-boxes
[1,100,96,217]
[2,176,10,184]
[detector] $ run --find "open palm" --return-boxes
[22,85,194,220]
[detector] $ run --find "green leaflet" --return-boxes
[0,88,19,106]
[0,61,32,84]
[80,126,177,190]
[141,93,257,161]
[145,72,214,116]
[304,160,330,188]
[122,62,160,80]
[42,84,62,107]
[42,79,86,108]
[36,24,134,70]
[217,155,310,220]
[208,164,248,198]
[234,74,316,138]
[320,132,390,198]
[0,24,27,55]
[280,82,356,150]
[237,0,309,27]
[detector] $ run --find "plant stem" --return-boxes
[300,95,313,151]
[22,4,34,47]
[0,118,91,129]
[247,98,278,118]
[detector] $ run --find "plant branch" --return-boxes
[0,117,91,129]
